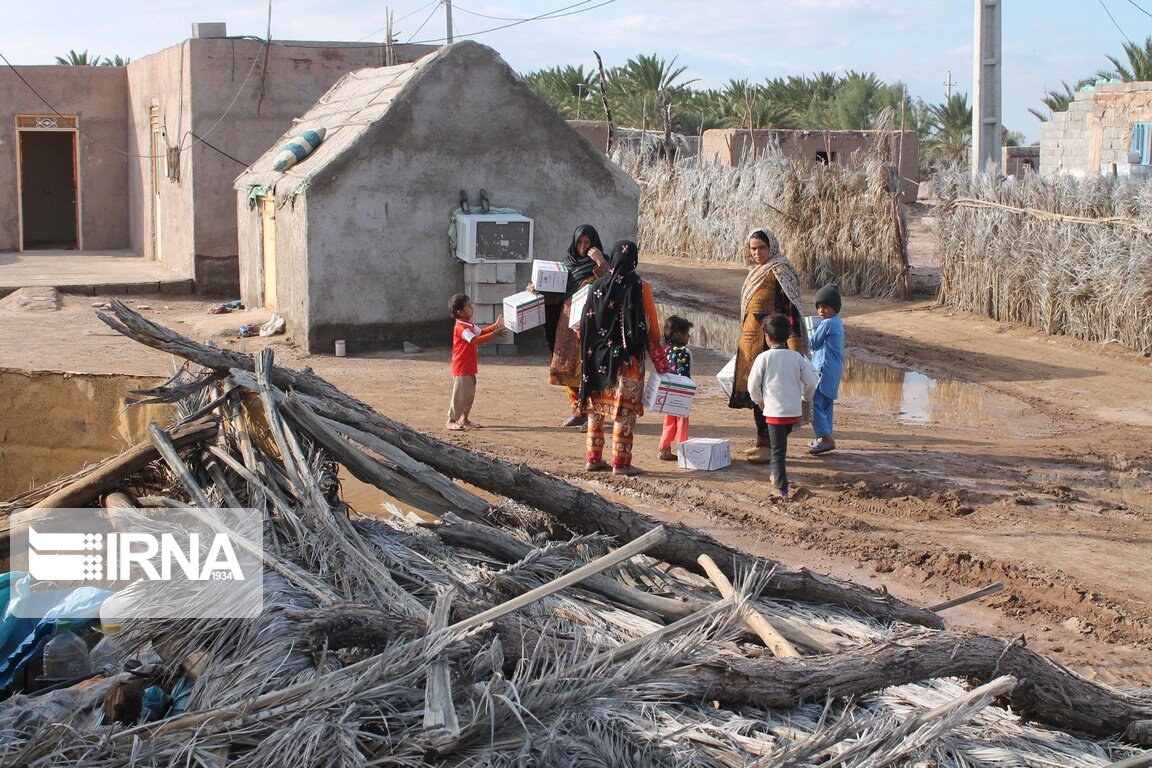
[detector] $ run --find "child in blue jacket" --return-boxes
[809,284,844,454]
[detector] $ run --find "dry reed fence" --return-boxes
[934,167,1152,355]
[624,139,910,301]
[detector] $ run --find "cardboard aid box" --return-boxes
[502,290,546,333]
[643,372,697,417]
[530,260,568,293]
[568,284,591,330]
[677,438,731,470]
[716,355,736,398]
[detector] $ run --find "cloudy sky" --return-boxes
[3,1,1150,142]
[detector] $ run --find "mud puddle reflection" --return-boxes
[656,303,1050,434]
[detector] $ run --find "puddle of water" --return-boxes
[0,370,173,499]
[655,303,1044,432]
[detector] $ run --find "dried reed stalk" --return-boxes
[627,135,909,299]
[935,167,1152,355]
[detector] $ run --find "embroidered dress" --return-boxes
[577,240,669,470]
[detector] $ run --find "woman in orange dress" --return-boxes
[728,229,807,463]
[578,240,670,476]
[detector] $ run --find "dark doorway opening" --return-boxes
[20,131,78,250]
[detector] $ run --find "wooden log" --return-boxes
[279,396,478,520]
[96,300,944,629]
[433,514,699,624]
[929,581,1004,612]
[698,554,800,658]
[7,419,217,519]
[693,629,1152,741]
[1109,748,1152,768]
[447,526,667,637]
[423,587,462,754]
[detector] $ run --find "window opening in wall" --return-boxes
[1132,123,1150,165]
[16,115,81,251]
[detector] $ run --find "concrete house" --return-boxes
[234,41,640,353]
[0,28,434,292]
[1040,81,1152,180]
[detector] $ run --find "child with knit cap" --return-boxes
[808,283,844,454]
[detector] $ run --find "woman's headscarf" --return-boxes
[563,224,604,294]
[741,228,803,317]
[578,239,647,406]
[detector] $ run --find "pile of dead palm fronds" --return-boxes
[935,167,1152,355]
[1,301,1150,767]
[625,136,910,300]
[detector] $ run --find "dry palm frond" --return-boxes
[627,144,908,299]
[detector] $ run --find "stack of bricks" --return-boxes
[464,263,521,356]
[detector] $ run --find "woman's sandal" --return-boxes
[585,460,611,472]
[613,465,643,477]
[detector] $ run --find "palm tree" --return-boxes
[522,65,596,119]
[102,55,131,67]
[1028,81,1082,122]
[610,53,697,128]
[926,93,972,166]
[1101,36,1152,82]
[55,49,102,66]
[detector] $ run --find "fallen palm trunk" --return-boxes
[695,630,1152,742]
[97,300,943,629]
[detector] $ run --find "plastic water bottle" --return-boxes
[89,622,128,674]
[42,619,92,679]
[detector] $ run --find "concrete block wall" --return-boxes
[1040,82,1152,179]
[464,261,519,355]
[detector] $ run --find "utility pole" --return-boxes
[445,0,453,44]
[944,70,957,100]
[971,0,1002,177]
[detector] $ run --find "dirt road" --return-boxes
[2,253,1150,688]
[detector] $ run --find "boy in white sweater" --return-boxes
[747,314,819,497]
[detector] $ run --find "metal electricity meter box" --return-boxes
[455,213,534,263]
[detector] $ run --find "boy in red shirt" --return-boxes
[447,293,506,430]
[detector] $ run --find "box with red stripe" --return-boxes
[643,372,697,417]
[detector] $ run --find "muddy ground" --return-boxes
[2,228,1150,689]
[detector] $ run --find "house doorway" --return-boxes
[17,116,80,251]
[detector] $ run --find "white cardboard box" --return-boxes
[502,290,546,333]
[530,260,568,293]
[716,355,736,398]
[568,284,591,330]
[677,438,731,471]
[643,372,697,417]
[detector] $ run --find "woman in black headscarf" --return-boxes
[578,239,669,476]
[545,224,607,427]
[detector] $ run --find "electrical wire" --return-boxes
[1125,0,1152,20]
[358,0,441,42]
[406,1,444,44]
[190,132,250,166]
[451,0,593,22]
[1096,0,1134,44]
[0,22,267,161]
[276,0,614,50]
